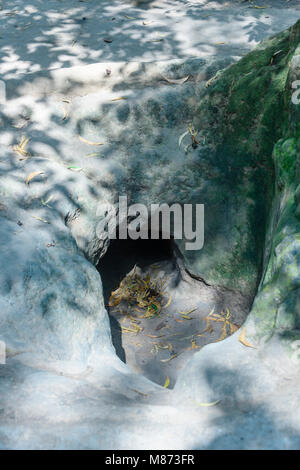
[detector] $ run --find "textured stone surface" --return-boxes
[0,5,300,450]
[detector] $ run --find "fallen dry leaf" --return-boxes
[13,135,31,159]
[84,152,102,159]
[121,322,142,334]
[61,107,68,121]
[193,399,220,407]
[160,354,177,363]
[180,314,193,320]
[41,195,54,208]
[110,96,128,102]
[144,334,165,338]
[78,135,104,146]
[179,308,197,315]
[238,327,256,348]
[163,294,172,308]
[178,130,189,148]
[31,215,50,224]
[163,376,170,388]
[162,75,189,85]
[25,171,44,185]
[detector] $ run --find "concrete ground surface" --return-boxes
[0,0,300,451]
[1,0,300,76]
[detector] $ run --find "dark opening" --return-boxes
[97,233,249,388]
[97,235,174,364]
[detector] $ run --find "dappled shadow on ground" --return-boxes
[0,0,300,450]
[0,0,299,78]
[189,366,300,449]
[0,47,261,375]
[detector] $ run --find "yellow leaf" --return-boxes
[238,327,256,348]
[25,171,44,185]
[163,376,170,388]
[163,294,172,308]
[78,135,104,146]
[13,135,31,159]
[215,325,228,342]
[160,354,177,363]
[121,325,141,334]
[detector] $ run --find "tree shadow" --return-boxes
[0,0,299,80]
[191,366,300,449]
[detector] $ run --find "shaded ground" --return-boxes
[1,0,300,78]
[0,0,297,392]
[0,0,299,451]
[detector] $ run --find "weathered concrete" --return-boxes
[0,0,300,450]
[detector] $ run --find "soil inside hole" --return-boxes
[97,237,250,388]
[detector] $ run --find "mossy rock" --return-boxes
[178,20,300,352]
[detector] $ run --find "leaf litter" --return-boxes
[13,135,31,159]
[108,265,242,389]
